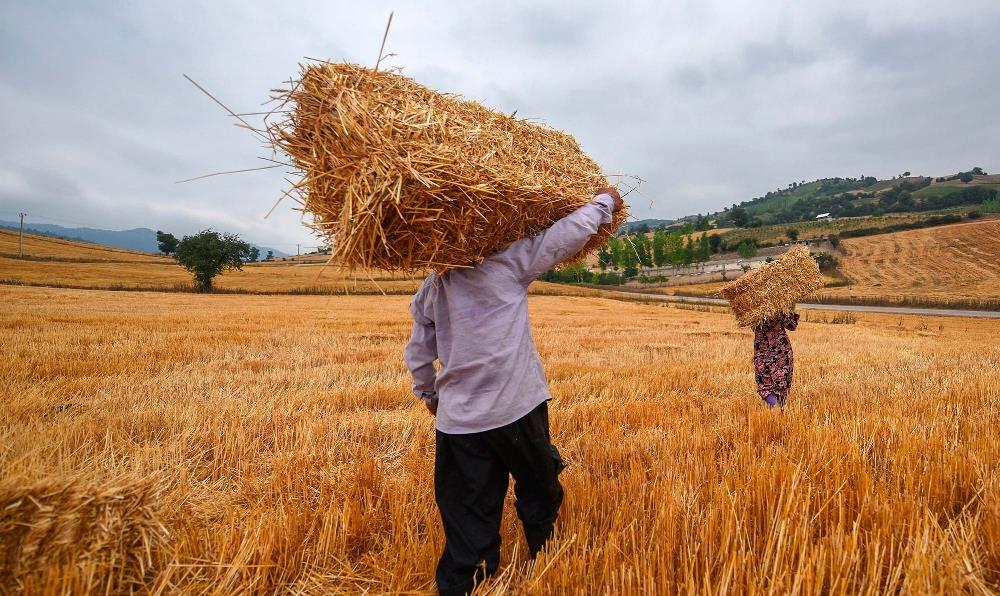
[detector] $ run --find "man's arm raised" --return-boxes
[494,188,624,286]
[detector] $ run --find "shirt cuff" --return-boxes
[593,194,616,224]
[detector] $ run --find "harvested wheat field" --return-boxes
[0,229,171,263]
[0,256,605,298]
[815,218,1000,308]
[0,254,424,294]
[3,285,999,593]
[0,231,427,294]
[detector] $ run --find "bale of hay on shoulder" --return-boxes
[268,62,628,273]
[719,246,824,327]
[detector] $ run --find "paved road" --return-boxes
[608,290,1000,319]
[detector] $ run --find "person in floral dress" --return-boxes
[753,311,800,408]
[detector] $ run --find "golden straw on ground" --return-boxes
[267,62,628,272]
[0,476,169,592]
[720,246,824,327]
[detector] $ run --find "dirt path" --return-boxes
[610,290,1000,319]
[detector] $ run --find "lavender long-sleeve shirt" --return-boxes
[403,194,616,434]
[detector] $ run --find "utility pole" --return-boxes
[18,212,27,258]
[296,243,300,256]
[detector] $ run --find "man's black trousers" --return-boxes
[434,401,565,596]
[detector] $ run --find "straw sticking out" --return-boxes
[265,62,629,273]
[719,246,825,328]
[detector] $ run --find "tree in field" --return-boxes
[629,235,649,269]
[156,230,179,255]
[640,234,654,268]
[611,237,636,278]
[619,237,639,271]
[248,246,260,262]
[563,260,589,283]
[828,234,841,249]
[265,250,274,261]
[597,245,613,270]
[786,228,799,242]
[813,253,838,273]
[652,231,668,267]
[737,240,757,259]
[664,232,683,266]
[708,234,722,254]
[697,234,711,262]
[731,207,750,228]
[174,230,255,292]
[959,172,974,183]
[608,236,626,269]
[681,236,694,266]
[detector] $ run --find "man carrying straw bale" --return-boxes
[404,188,624,595]
[719,246,824,409]
[258,60,628,592]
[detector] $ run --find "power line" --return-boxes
[18,212,26,258]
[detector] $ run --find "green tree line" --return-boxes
[597,229,713,272]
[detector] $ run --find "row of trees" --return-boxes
[598,230,713,272]
[156,229,258,291]
[597,224,769,277]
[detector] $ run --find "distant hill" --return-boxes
[621,218,676,233]
[0,221,288,258]
[703,169,998,228]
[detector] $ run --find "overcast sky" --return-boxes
[1,1,998,250]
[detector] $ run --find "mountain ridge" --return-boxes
[0,221,289,258]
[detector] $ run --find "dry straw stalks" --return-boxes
[265,62,629,273]
[0,475,170,593]
[720,246,825,327]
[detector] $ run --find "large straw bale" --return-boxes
[0,475,170,592]
[719,246,824,327]
[267,62,628,272]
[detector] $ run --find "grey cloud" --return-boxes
[740,38,819,75]
[670,66,708,94]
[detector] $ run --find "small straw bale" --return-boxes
[719,246,824,327]
[267,62,628,272]
[0,475,170,592]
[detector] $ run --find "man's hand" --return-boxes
[424,397,438,416]
[595,187,624,213]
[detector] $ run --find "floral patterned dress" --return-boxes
[753,312,799,404]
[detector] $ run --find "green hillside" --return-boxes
[709,168,997,228]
